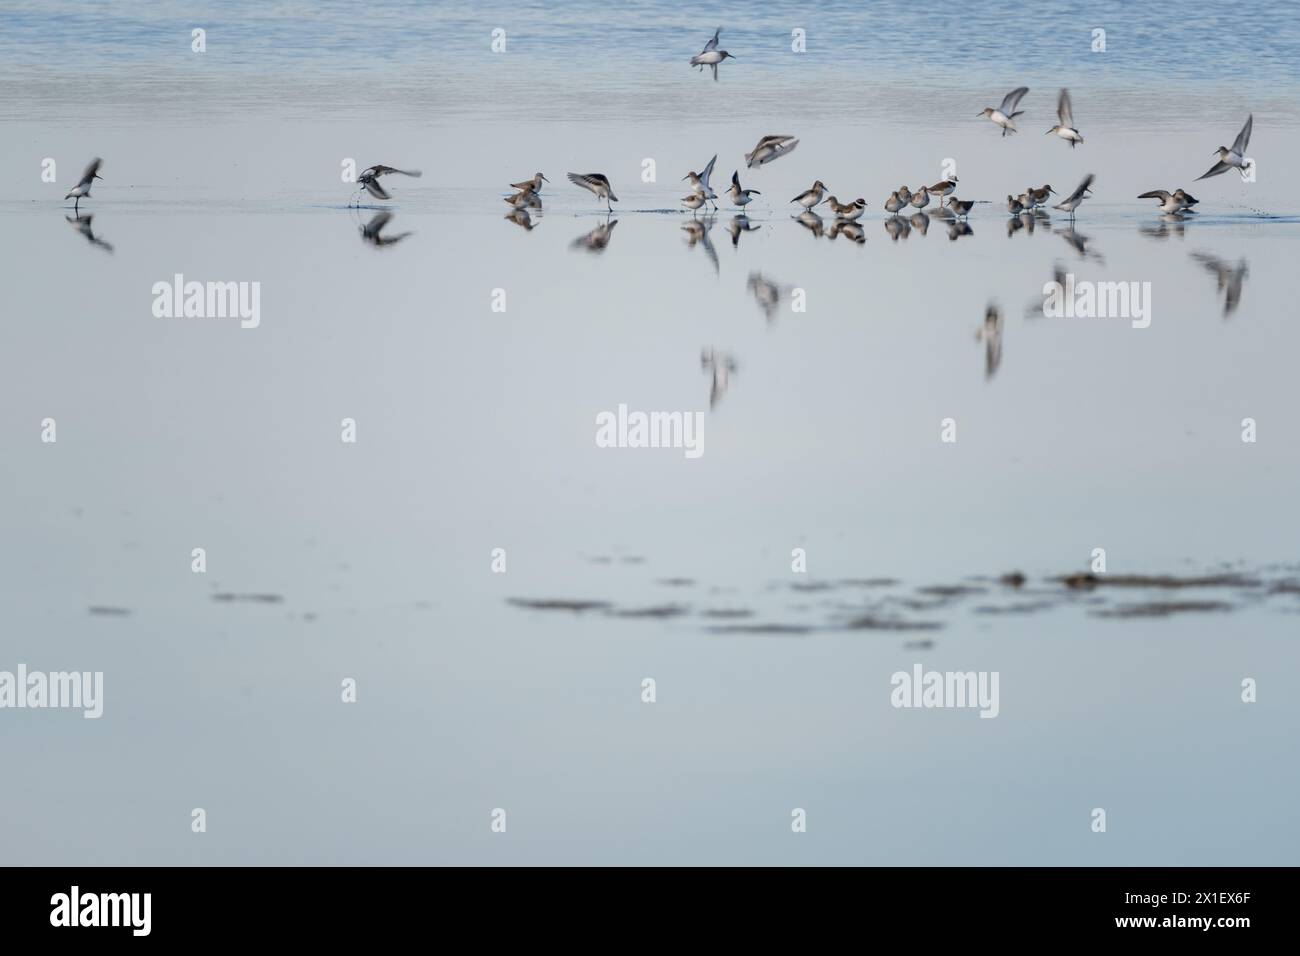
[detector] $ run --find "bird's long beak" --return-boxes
[541,175,549,183]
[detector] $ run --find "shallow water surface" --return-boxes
[1,0,1297,865]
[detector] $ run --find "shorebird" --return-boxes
[948,198,975,218]
[64,158,103,213]
[355,165,422,203]
[909,186,931,211]
[570,218,618,253]
[1007,194,1025,215]
[1019,191,1038,211]
[684,154,718,208]
[1138,189,1196,214]
[976,303,1004,380]
[65,213,113,253]
[978,86,1029,136]
[1028,184,1054,206]
[1046,89,1084,147]
[681,193,708,213]
[695,27,721,69]
[929,178,958,205]
[824,197,867,220]
[791,180,827,210]
[701,348,738,408]
[1173,188,1200,211]
[359,210,413,247]
[1191,251,1248,317]
[1197,114,1253,180]
[567,172,618,210]
[1052,174,1094,220]
[897,186,913,205]
[689,31,735,82]
[728,171,760,209]
[884,191,907,215]
[510,173,548,194]
[503,188,541,209]
[745,134,799,168]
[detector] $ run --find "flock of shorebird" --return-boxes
[491,65,1253,229]
[57,27,1256,241]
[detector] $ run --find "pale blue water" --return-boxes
[0,0,1298,866]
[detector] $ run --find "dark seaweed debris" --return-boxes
[842,615,943,632]
[1091,600,1233,618]
[606,605,689,619]
[211,593,285,604]
[507,598,612,612]
[707,623,816,635]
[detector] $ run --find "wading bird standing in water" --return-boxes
[1053,173,1095,220]
[567,172,618,211]
[65,158,103,213]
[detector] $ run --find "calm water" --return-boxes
[1,1,1298,865]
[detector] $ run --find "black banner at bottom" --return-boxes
[0,866,1283,941]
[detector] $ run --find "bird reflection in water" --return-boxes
[976,302,1004,380]
[65,213,113,253]
[1059,226,1102,262]
[504,207,537,231]
[701,348,738,409]
[747,271,786,323]
[727,214,760,248]
[359,211,413,248]
[795,210,824,238]
[570,216,618,253]
[681,214,719,274]
[884,216,911,241]
[1139,215,1190,241]
[1191,252,1248,317]
[828,219,865,243]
